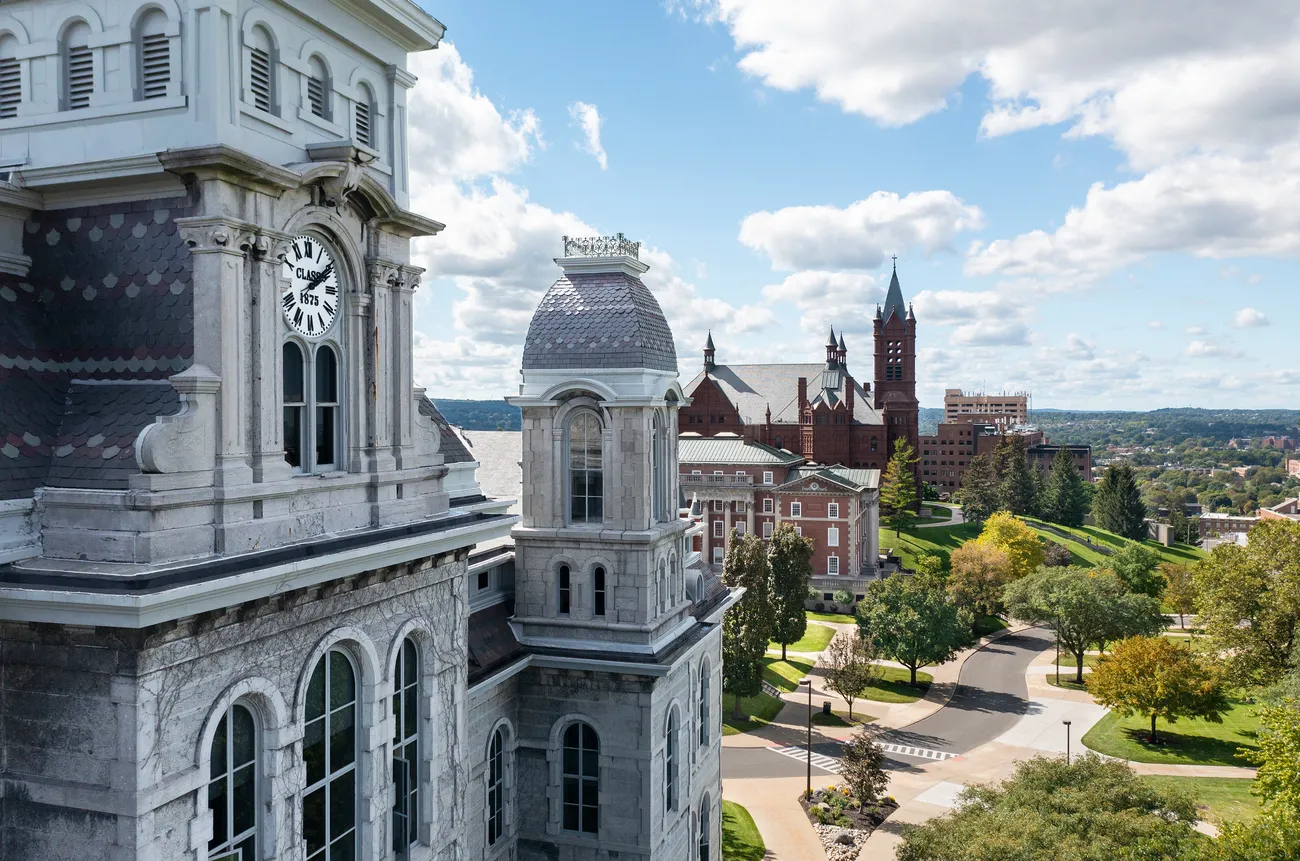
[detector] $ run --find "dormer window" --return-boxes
[0,37,20,119]
[306,55,330,120]
[135,10,170,100]
[354,82,375,148]
[247,26,276,115]
[62,22,93,111]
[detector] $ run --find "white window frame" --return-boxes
[795,526,802,537]
[712,546,724,564]
[762,471,773,485]
[735,522,746,536]
[790,501,802,517]
[828,555,840,575]
[827,527,840,548]
[712,520,723,539]
[762,521,773,539]
[828,502,840,518]
[762,498,773,514]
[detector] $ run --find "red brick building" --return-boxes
[919,422,1092,497]
[679,266,919,487]
[678,435,881,594]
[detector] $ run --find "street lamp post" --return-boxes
[800,677,813,799]
[1063,719,1073,765]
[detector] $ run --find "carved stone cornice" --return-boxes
[160,145,299,197]
[177,217,293,260]
[394,264,423,293]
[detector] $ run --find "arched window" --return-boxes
[354,82,375,148]
[1,35,22,119]
[392,638,419,852]
[558,565,571,615]
[303,649,357,861]
[487,727,505,845]
[699,797,711,861]
[134,8,170,100]
[568,412,603,524]
[593,566,606,617]
[664,708,678,812]
[651,414,663,522]
[562,722,599,834]
[247,25,276,115]
[306,54,331,120]
[657,560,667,614]
[698,662,709,747]
[61,21,93,110]
[315,344,338,469]
[283,342,305,468]
[208,702,258,861]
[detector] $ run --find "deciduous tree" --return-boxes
[1093,464,1148,541]
[839,726,891,805]
[822,633,881,721]
[1087,635,1229,743]
[1109,542,1166,598]
[1041,445,1088,527]
[1043,541,1073,567]
[947,541,1012,619]
[1194,519,1300,686]
[975,511,1045,581]
[767,522,814,660]
[1004,567,1165,683]
[880,438,920,536]
[856,572,969,685]
[722,530,772,718]
[1247,696,1300,815]
[1161,563,1197,629]
[957,453,1000,525]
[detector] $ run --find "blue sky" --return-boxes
[405,0,1300,409]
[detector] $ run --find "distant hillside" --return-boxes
[918,407,943,435]
[431,399,521,431]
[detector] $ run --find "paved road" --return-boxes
[722,627,1053,780]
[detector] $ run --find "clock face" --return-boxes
[281,235,340,339]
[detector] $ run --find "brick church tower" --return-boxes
[873,262,920,488]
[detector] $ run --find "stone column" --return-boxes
[363,260,396,475]
[391,265,422,469]
[701,499,711,565]
[248,229,295,484]
[177,216,256,488]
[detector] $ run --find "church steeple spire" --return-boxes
[881,259,906,322]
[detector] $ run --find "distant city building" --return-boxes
[678,434,881,592]
[1262,436,1296,451]
[680,265,919,485]
[918,423,1091,496]
[1258,498,1300,523]
[943,388,1030,428]
[1287,459,1300,477]
[1200,512,1260,539]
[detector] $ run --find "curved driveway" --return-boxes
[722,626,1054,780]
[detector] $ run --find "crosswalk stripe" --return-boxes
[768,741,961,770]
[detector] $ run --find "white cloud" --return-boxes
[739,190,984,271]
[761,270,883,336]
[567,101,608,170]
[1185,325,1206,336]
[1064,333,1095,360]
[1147,320,1164,329]
[1185,339,1241,359]
[1232,307,1270,328]
[950,320,1031,347]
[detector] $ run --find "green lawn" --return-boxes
[1022,519,1111,566]
[812,709,877,727]
[722,692,786,736]
[863,666,933,703]
[1142,776,1261,825]
[1045,674,1090,692]
[878,522,981,570]
[1055,653,1102,668]
[721,800,766,861]
[1081,697,1260,766]
[761,656,816,693]
[973,615,1009,638]
[769,623,835,654]
[1018,518,1208,570]
[807,610,856,624]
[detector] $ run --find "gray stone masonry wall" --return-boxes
[0,550,470,861]
[466,672,521,861]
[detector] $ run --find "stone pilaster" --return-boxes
[249,229,295,484]
[365,259,400,474]
[391,265,421,469]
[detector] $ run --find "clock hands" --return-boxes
[305,262,334,292]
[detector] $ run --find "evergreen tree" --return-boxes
[721,530,773,718]
[880,438,919,536]
[767,522,814,660]
[957,453,1000,525]
[996,435,1038,516]
[1041,445,1088,527]
[1093,464,1148,540]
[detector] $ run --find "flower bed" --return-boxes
[799,785,898,861]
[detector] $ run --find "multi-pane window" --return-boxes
[283,342,340,472]
[562,723,599,834]
[307,55,330,120]
[652,416,665,522]
[283,343,305,469]
[488,728,505,845]
[827,527,839,547]
[558,565,571,614]
[762,498,773,514]
[698,663,709,746]
[593,566,606,617]
[392,639,419,854]
[208,703,257,861]
[569,412,603,523]
[790,501,802,517]
[762,522,773,538]
[136,10,170,100]
[828,555,839,575]
[828,502,840,518]
[304,650,357,861]
[248,27,275,114]
[63,23,93,110]
[712,547,724,564]
[315,345,339,469]
[664,709,678,811]
[735,522,746,536]
[712,500,723,512]
[699,800,711,861]
[712,521,723,538]
[762,471,773,485]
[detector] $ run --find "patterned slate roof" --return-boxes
[467,601,525,684]
[677,435,804,465]
[521,271,677,372]
[417,396,474,464]
[45,382,179,489]
[683,363,882,425]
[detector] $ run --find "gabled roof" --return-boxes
[677,435,804,466]
[882,266,907,323]
[683,363,882,425]
[784,465,880,491]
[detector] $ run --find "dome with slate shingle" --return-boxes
[521,238,678,373]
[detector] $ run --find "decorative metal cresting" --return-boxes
[562,233,641,259]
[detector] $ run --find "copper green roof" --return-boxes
[677,435,804,466]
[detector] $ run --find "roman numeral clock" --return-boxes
[281,236,340,338]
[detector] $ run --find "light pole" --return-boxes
[800,677,813,799]
[1063,719,1073,765]
[1055,617,1060,687]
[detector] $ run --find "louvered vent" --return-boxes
[249,47,271,112]
[307,76,325,118]
[0,59,19,119]
[141,33,169,99]
[355,101,372,148]
[67,46,93,109]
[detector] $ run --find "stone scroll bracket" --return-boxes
[134,364,221,477]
